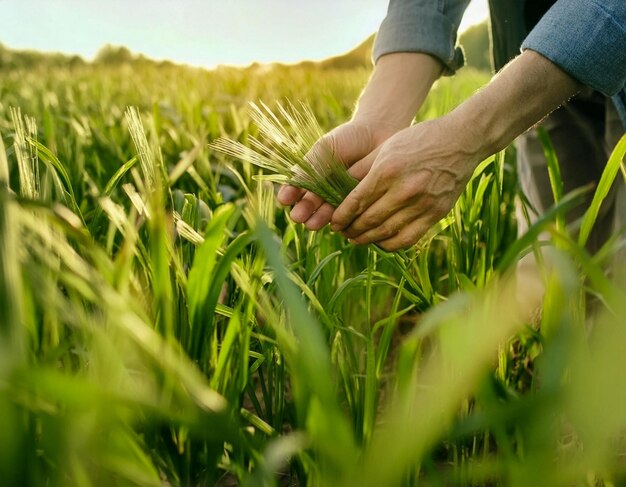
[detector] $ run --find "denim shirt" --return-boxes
[373,0,626,128]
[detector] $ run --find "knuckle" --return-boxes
[334,205,351,223]
[378,222,392,237]
[433,202,450,218]
[377,164,395,181]
[410,226,427,245]
[397,184,416,203]
[343,227,359,238]
[380,221,400,238]
[419,194,436,210]
[397,233,417,249]
[361,214,376,227]
[351,196,368,215]
[352,234,369,245]
[344,193,359,211]
[331,213,345,227]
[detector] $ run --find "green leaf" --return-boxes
[579,134,626,247]
[187,203,240,361]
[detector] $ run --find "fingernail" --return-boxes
[330,224,340,232]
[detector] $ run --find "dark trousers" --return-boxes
[516,89,625,254]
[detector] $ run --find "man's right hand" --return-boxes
[276,120,395,230]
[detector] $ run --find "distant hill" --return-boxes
[318,34,375,70]
[298,20,490,72]
[0,43,86,70]
[0,43,189,71]
[1,22,490,73]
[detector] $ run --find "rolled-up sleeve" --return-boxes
[522,0,626,96]
[373,0,470,76]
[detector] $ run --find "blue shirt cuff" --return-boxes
[373,3,465,76]
[522,0,626,96]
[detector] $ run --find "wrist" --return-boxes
[347,116,403,147]
[352,52,443,132]
[444,97,503,164]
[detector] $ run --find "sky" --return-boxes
[0,0,489,68]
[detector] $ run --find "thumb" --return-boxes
[347,144,383,181]
[313,122,376,168]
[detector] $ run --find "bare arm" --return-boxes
[453,49,583,161]
[352,52,442,131]
[331,50,582,251]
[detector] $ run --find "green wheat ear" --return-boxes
[210,101,357,207]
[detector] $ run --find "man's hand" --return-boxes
[330,50,582,251]
[276,120,395,230]
[330,117,479,251]
[277,52,444,230]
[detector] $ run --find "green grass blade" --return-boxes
[255,218,357,476]
[578,134,626,247]
[187,203,238,360]
[0,134,9,184]
[537,127,565,231]
[498,185,590,271]
[537,127,564,203]
[103,156,138,196]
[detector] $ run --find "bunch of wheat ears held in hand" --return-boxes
[210,101,357,208]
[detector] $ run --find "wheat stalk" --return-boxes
[210,101,357,207]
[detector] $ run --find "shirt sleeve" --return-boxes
[522,0,626,96]
[372,0,470,76]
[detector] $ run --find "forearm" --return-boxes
[353,52,443,133]
[448,50,583,161]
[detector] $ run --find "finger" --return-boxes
[304,203,334,230]
[320,123,374,165]
[290,192,325,223]
[348,207,419,244]
[330,173,386,232]
[376,219,430,252]
[277,185,305,206]
[341,187,420,239]
[347,145,382,181]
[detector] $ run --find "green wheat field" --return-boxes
[1,52,626,487]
